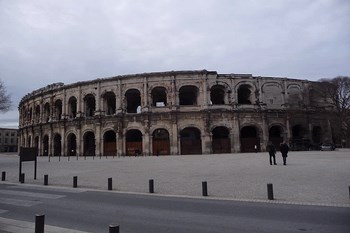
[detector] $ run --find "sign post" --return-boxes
[19,147,38,182]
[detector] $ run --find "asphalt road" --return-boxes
[0,183,349,233]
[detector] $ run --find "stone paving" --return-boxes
[1,149,350,206]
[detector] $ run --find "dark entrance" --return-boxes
[212,126,231,153]
[83,132,95,156]
[67,133,76,156]
[53,134,62,156]
[104,130,117,156]
[269,126,283,149]
[180,127,202,155]
[312,126,322,144]
[125,129,142,156]
[152,129,170,155]
[240,126,260,152]
[43,135,49,156]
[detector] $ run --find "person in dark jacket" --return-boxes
[280,142,289,165]
[267,142,277,165]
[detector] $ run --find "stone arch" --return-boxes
[66,133,77,156]
[53,133,62,156]
[151,86,167,107]
[210,85,226,105]
[262,82,283,107]
[152,128,170,155]
[68,96,77,118]
[268,125,284,148]
[54,99,63,120]
[240,125,260,152]
[287,84,302,106]
[44,102,50,122]
[83,131,95,156]
[212,126,231,153]
[179,85,199,105]
[180,127,202,155]
[125,89,141,113]
[103,130,116,156]
[35,105,40,123]
[237,84,255,104]
[125,129,143,156]
[103,91,116,115]
[84,94,96,117]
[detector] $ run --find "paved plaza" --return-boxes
[1,149,350,207]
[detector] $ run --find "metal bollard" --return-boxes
[202,181,208,196]
[149,179,154,193]
[20,173,25,183]
[267,183,274,200]
[108,178,113,190]
[1,171,5,181]
[73,176,78,188]
[35,214,45,233]
[44,175,48,186]
[109,224,120,233]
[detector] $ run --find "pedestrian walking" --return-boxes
[254,144,258,153]
[280,141,289,165]
[267,142,277,165]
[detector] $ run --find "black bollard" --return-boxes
[20,173,25,183]
[35,214,45,233]
[44,175,48,186]
[149,179,154,193]
[1,171,5,181]
[73,176,78,188]
[108,178,113,190]
[109,224,120,233]
[267,183,274,200]
[202,181,208,196]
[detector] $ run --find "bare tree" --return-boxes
[0,79,11,112]
[317,76,350,147]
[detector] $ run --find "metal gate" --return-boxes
[212,138,231,153]
[181,139,202,155]
[240,138,260,152]
[126,141,142,156]
[152,139,170,155]
[104,142,116,156]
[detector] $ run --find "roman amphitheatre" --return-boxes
[18,70,336,157]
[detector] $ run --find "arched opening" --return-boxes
[240,126,260,152]
[312,126,322,144]
[152,128,170,155]
[151,87,167,107]
[104,92,116,115]
[210,85,225,105]
[34,136,39,149]
[67,133,76,156]
[104,130,116,156]
[28,136,32,147]
[29,108,33,122]
[238,84,253,104]
[179,85,198,105]
[44,103,50,122]
[68,97,77,118]
[83,131,95,156]
[269,126,283,149]
[125,129,143,156]
[125,89,141,113]
[180,127,202,155]
[291,124,310,150]
[212,126,231,153]
[35,105,40,123]
[84,94,96,117]
[43,135,49,156]
[53,134,61,156]
[54,100,62,120]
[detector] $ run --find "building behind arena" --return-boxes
[18,70,337,156]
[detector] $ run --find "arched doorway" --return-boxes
[34,136,39,149]
[43,135,49,156]
[312,126,322,144]
[53,134,61,156]
[125,129,142,156]
[125,89,141,113]
[210,85,226,105]
[67,133,76,156]
[269,126,283,149]
[152,129,170,155]
[104,130,116,156]
[83,132,95,156]
[212,126,231,153]
[180,127,202,155]
[240,126,260,152]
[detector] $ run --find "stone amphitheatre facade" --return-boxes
[18,70,336,157]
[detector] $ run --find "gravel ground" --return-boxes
[1,149,350,206]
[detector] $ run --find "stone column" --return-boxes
[77,86,82,117]
[262,114,268,151]
[232,113,240,152]
[171,116,178,155]
[61,127,65,156]
[95,122,101,156]
[76,128,81,157]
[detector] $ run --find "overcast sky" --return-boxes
[0,0,349,128]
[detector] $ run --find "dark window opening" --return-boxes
[53,134,61,156]
[269,126,283,149]
[84,94,96,117]
[44,103,50,122]
[54,100,62,120]
[240,126,260,152]
[212,126,230,153]
[238,85,252,104]
[83,132,95,156]
[180,127,202,154]
[152,128,170,155]
[67,133,76,156]
[126,129,143,156]
[125,89,141,113]
[104,92,116,115]
[104,130,116,156]
[35,105,40,123]
[151,87,167,107]
[210,85,225,105]
[43,135,49,156]
[68,97,77,118]
[179,86,198,105]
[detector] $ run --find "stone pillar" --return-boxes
[202,133,211,154]
[116,81,122,113]
[262,114,268,151]
[202,76,208,107]
[95,122,101,156]
[76,128,81,157]
[232,113,240,152]
[143,131,150,156]
[61,127,65,156]
[77,86,82,117]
